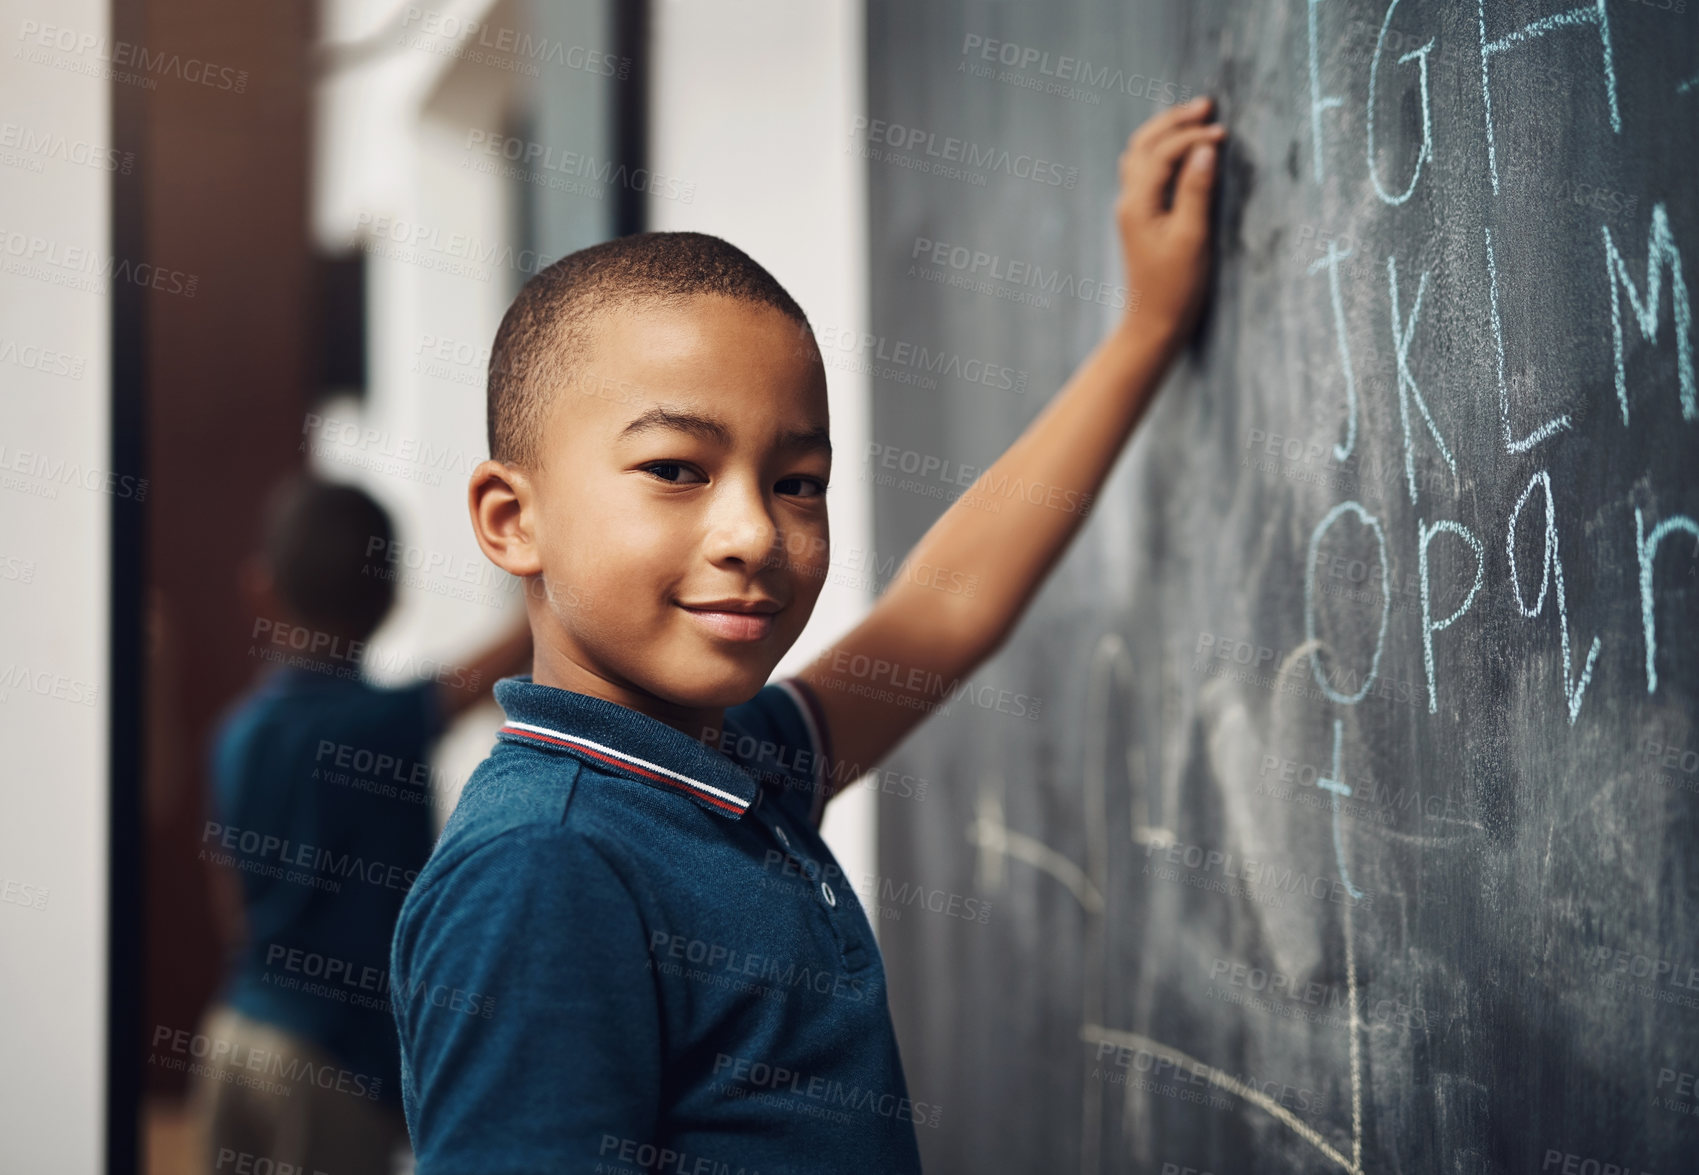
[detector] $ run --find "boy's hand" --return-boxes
[1116,96,1225,350]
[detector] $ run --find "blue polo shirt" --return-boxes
[207,664,445,1108]
[390,674,929,1174]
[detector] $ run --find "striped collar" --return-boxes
[491,676,759,819]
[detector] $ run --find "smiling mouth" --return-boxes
[675,603,778,643]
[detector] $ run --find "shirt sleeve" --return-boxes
[723,677,835,831]
[391,826,662,1174]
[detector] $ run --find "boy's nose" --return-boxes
[703,506,781,567]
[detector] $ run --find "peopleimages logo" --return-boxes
[214,1148,329,1175]
[0,336,88,380]
[0,230,198,298]
[201,820,421,894]
[150,1024,381,1100]
[596,1135,756,1175]
[0,122,133,173]
[647,932,876,1004]
[16,19,249,91]
[849,116,1078,189]
[909,235,1134,311]
[265,945,496,1020]
[462,130,696,202]
[958,33,1193,106]
[353,211,550,279]
[711,1052,943,1128]
[398,7,632,79]
[1144,836,1372,908]
[811,323,1029,394]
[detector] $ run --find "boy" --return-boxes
[193,474,531,1173]
[392,98,1223,1171]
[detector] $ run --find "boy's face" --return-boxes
[520,294,831,729]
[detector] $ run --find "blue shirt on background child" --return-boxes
[208,663,445,1107]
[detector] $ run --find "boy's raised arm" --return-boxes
[796,97,1225,803]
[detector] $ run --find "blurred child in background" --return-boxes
[190,474,531,1174]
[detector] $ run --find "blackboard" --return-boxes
[863,2,1699,1171]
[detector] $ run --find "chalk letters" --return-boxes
[1387,256,1456,505]
[1477,0,1620,194]
[1506,471,1601,724]
[1307,0,1345,184]
[1485,226,1572,453]
[1306,501,1391,705]
[1310,241,1361,462]
[1635,506,1699,694]
[1603,202,1695,425]
[1366,0,1434,205]
[1417,518,1485,715]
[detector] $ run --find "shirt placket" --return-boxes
[755,802,870,972]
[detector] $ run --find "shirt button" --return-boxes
[821,881,837,907]
[773,825,790,849]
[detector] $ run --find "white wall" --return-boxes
[647,0,878,906]
[0,0,112,1166]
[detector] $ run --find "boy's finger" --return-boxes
[1139,123,1226,178]
[1127,95,1214,154]
[1123,125,1225,216]
[1169,141,1218,228]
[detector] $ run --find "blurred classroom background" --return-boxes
[0,0,875,1170]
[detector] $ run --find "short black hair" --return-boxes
[259,473,395,639]
[486,230,817,468]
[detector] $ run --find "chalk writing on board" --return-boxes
[1306,0,1345,184]
[880,0,1699,1164]
[1317,719,1364,900]
[1507,469,1601,724]
[1602,202,1695,425]
[968,775,1103,913]
[1634,505,1699,694]
[1309,242,1360,462]
[1477,0,1621,195]
[1366,0,1434,206]
[1273,642,1366,1175]
[1386,256,1457,507]
[966,702,1111,1173]
[1076,1024,1364,1174]
[1485,224,1573,453]
[1305,501,1391,705]
[1416,517,1485,716]
[969,629,1371,1174]
[1089,632,1174,850]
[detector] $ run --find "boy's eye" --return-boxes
[777,476,828,499]
[641,462,707,485]
[640,464,827,497]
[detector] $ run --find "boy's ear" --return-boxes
[468,459,545,578]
